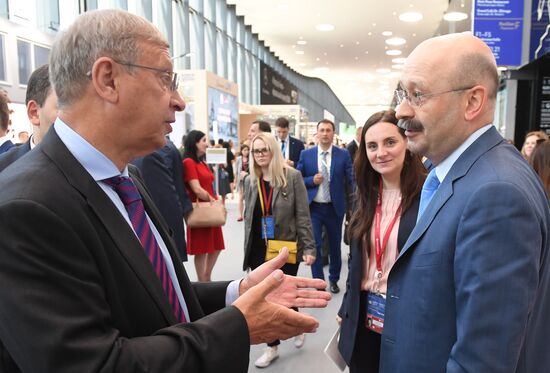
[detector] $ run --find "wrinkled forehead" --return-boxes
[399,44,454,91]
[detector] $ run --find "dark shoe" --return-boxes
[329,282,340,294]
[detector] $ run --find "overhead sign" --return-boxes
[260,61,299,105]
[530,0,550,60]
[473,0,525,66]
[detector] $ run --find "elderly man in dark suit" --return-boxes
[0,64,57,172]
[0,9,330,373]
[132,137,192,261]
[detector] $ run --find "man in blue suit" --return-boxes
[0,64,57,172]
[131,138,193,261]
[379,33,550,373]
[297,119,354,293]
[275,117,304,167]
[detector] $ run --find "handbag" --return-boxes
[187,200,227,228]
[265,240,298,264]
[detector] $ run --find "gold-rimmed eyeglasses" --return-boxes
[394,86,474,108]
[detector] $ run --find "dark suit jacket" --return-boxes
[337,196,420,364]
[0,129,249,373]
[297,145,355,217]
[132,140,193,261]
[346,140,358,163]
[380,127,550,373]
[0,141,31,172]
[0,139,14,154]
[287,136,305,166]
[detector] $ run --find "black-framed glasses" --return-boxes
[394,86,474,108]
[113,60,179,92]
[252,147,270,156]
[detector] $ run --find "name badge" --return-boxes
[262,216,275,239]
[365,292,386,334]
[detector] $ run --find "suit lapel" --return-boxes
[397,127,504,260]
[41,130,186,324]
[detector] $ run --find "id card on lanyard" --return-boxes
[257,179,275,240]
[366,179,402,334]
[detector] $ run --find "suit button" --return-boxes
[389,294,399,299]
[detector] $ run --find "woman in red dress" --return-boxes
[182,130,225,281]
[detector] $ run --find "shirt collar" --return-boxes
[317,145,332,156]
[54,118,128,181]
[435,124,493,183]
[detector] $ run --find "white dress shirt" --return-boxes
[313,145,332,203]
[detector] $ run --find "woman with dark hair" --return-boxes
[337,109,426,373]
[235,142,250,221]
[530,140,550,198]
[182,130,225,282]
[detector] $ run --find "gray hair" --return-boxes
[49,9,168,108]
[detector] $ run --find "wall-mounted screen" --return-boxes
[208,86,238,145]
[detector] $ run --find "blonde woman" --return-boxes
[243,132,316,368]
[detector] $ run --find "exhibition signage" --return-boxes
[530,0,550,60]
[473,0,525,66]
[260,61,299,105]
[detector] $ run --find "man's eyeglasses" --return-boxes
[394,86,474,108]
[114,60,179,92]
[252,147,270,156]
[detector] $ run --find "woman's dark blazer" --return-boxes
[337,195,420,364]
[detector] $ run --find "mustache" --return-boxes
[397,118,424,132]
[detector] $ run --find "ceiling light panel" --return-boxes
[386,37,406,46]
[399,11,423,22]
[386,49,402,56]
[392,57,407,64]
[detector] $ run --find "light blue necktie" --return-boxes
[321,151,331,202]
[417,168,440,222]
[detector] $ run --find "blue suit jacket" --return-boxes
[0,140,15,155]
[132,140,193,261]
[297,145,354,217]
[0,141,31,172]
[380,127,550,373]
[287,136,305,166]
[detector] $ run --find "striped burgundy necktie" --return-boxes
[103,176,187,323]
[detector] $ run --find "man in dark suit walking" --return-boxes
[297,119,355,293]
[0,64,57,172]
[0,9,330,373]
[132,137,193,261]
[275,116,304,167]
[346,125,362,162]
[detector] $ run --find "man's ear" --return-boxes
[26,100,40,126]
[464,85,487,122]
[89,57,120,104]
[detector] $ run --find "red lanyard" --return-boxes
[374,179,402,276]
[259,178,273,216]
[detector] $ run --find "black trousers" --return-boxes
[349,291,381,373]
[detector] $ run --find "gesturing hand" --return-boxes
[233,270,320,344]
[239,247,331,308]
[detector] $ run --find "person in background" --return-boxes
[243,132,316,368]
[0,93,13,155]
[521,130,549,161]
[297,119,355,294]
[17,131,29,144]
[337,109,426,373]
[275,116,304,167]
[247,120,271,142]
[530,139,550,197]
[182,130,225,281]
[0,64,58,172]
[346,126,363,162]
[235,142,250,221]
[223,141,236,198]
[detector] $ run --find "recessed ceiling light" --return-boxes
[368,32,372,36]
[316,57,320,61]
[340,44,344,47]
[364,51,369,54]
[295,50,304,55]
[443,12,468,22]
[356,41,360,45]
[314,67,330,73]
[386,37,406,46]
[399,11,423,22]
[315,23,335,31]
[386,49,402,56]
[355,56,359,60]
[376,68,391,74]
[297,40,307,45]
[392,64,404,69]
[382,31,393,36]
[392,57,407,64]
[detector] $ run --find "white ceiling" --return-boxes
[227,0,465,125]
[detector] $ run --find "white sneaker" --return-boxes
[254,346,279,368]
[294,333,305,348]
